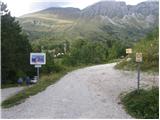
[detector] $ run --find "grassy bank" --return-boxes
[121,87,159,119]
[1,65,87,108]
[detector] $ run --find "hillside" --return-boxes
[115,27,159,72]
[17,1,159,46]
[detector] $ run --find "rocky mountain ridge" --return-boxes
[18,1,159,44]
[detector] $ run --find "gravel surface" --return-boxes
[1,63,158,119]
[1,87,24,102]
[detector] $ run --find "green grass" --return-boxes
[115,59,159,73]
[115,59,136,71]
[107,58,122,63]
[2,83,21,89]
[121,87,159,119]
[1,65,88,108]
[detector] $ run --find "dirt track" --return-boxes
[2,63,158,119]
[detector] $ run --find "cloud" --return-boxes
[3,0,149,16]
[30,2,71,10]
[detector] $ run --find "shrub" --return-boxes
[121,87,159,119]
[115,28,159,72]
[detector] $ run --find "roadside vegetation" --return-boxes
[1,3,35,86]
[62,39,126,66]
[121,87,159,119]
[115,28,159,72]
[116,28,159,119]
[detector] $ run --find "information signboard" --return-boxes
[136,53,142,62]
[126,48,132,54]
[30,53,46,65]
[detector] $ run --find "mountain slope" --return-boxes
[17,1,159,45]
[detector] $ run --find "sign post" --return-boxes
[35,64,42,81]
[136,52,142,92]
[30,53,46,81]
[137,63,140,91]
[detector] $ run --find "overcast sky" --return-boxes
[2,0,156,17]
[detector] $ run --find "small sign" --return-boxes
[30,53,46,65]
[136,53,142,62]
[35,65,42,68]
[126,48,132,54]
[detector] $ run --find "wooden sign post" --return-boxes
[136,53,142,92]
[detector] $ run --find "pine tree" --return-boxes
[1,2,33,83]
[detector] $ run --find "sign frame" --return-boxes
[30,53,46,65]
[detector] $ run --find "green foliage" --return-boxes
[115,28,159,72]
[41,52,65,74]
[133,28,159,72]
[16,71,26,78]
[107,41,126,60]
[62,39,106,65]
[62,39,126,66]
[1,3,34,84]
[121,87,159,119]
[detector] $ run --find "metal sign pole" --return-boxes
[137,62,140,91]
[136,52,142,92]
[37,67,40,81]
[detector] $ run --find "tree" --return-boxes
[1,2,34,83]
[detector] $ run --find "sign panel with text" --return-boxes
[136,53,142,62]
[126,48,132,54]
[30,53,46,65]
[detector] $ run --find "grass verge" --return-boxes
[115,58,158,73]
[121,87,159,119]
[1,65,86,108]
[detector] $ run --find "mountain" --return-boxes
[81,1,128,18]
[22,7,81,20]
[81,1,158,18]
[17,1,159,46]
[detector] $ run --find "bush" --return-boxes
[121,87,159,119]
[41,52,65,74]
[62,39,126,66]
[115,28,159,72]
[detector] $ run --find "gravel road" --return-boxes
[1,63,158,119]
[1,87,24,102]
